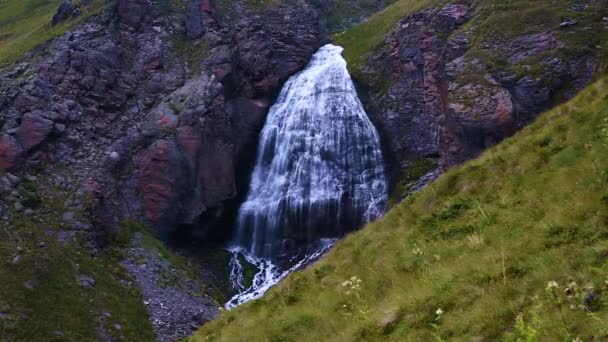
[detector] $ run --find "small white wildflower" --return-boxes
[547,281,558,290]
[436,308,443,316]
[413,247,423,256]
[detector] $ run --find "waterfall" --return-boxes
[226,44,387,308]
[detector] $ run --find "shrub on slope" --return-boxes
[192,76,608,340]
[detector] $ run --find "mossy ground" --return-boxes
[0,168,226,340]
[191,76,608,341]
[0,0,109,69]
[0,175,154,340]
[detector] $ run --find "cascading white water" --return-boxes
[226,44,387,309]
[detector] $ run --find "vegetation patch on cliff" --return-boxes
[191,76,608,340]
[0,0,108,68]
[333,0,437,74]
[335,0,608,82]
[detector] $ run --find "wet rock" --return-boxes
[559,19,578,28]
[78,275,96,288]
[108,151,120,161]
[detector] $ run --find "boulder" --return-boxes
[0,135,22,171]
[52,0,81,26]
[15,113,54,152]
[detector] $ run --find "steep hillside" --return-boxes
[192,77,608,340]
[0,0,108,68]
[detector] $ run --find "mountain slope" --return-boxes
[0,0,108,68]
[192,77,608,340]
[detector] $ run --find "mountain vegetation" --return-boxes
[192,73,608,342]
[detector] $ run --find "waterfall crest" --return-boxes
[235,44,387,258]
[227,44,387,308]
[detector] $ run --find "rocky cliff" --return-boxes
[0,0,329,241]
[341,0,607,202]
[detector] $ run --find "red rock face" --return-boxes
[201,0,214,16]
[140,140,180,225]
[177,126,201,163]
[0,135,23,171]
[15,114,54,152]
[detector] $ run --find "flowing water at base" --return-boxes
[225,43,387,309]
[225,239,336,309]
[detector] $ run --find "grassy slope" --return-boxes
[192,76,608,340]
[0,0,108,69]
[0,176,155,340]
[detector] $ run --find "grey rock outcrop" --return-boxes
[362,3,597,175]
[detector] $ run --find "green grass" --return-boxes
[191,77,608,341]
[0,0,108,69]
[0,175,154,340]
[388,157,436,207]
